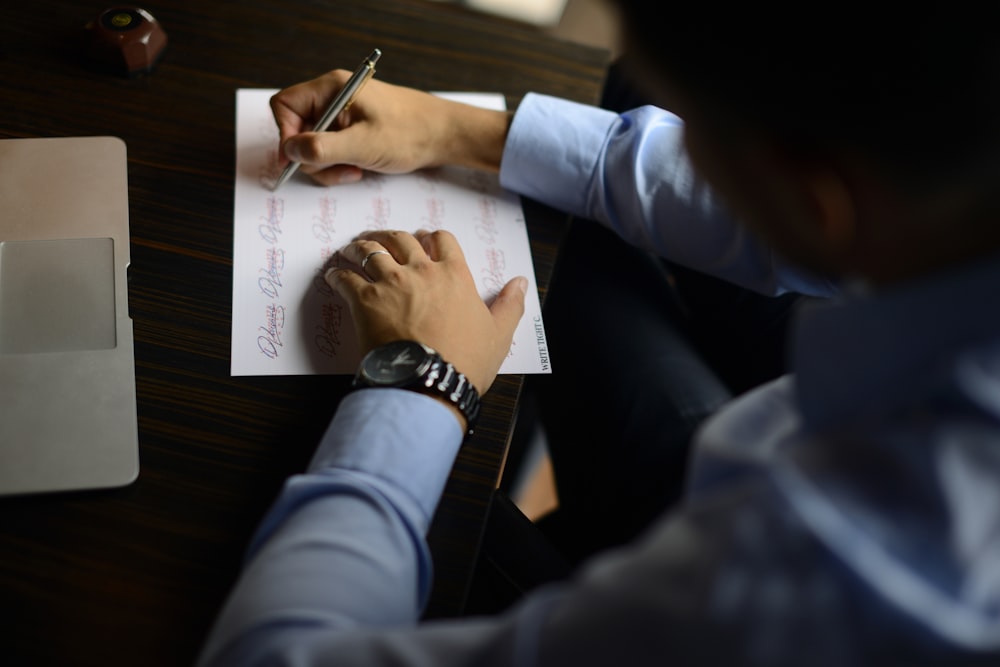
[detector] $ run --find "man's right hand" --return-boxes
[270,70,513,186]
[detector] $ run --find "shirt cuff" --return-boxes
[500,92,619,216]
[308,388,465,522]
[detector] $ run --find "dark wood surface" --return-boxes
[0,2,608,665]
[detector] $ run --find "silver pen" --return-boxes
[271,48,382,191]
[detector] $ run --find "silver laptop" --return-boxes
[0,136,138,495]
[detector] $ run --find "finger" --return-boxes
[414,229,462,262]
[339,238,394,268]
[354,230,427,262]
[269,92,309,144]
[270,84,332,144]
[300,164,364,186]
[279,99,375,171]
[270,71,350,139]
[360,249,394,281]
[489,276,529,341]
[324,266,370,304]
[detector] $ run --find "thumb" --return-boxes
[489,276,528,340]
[283,131,368,185]
[281,132,326,165]
[282,127,367,167]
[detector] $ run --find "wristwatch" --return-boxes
[352,340,481,434]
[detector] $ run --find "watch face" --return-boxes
[361,340,432,386]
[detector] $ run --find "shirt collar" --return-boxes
[792,253,1000,431]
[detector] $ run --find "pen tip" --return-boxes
[370,48,381,63]
[269,170,287,192]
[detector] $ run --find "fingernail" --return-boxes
[336,169,362,184]
[283,141,301,162]
[324,267,339,284]
[514,276,528,294]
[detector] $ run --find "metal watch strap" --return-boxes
[421,356,481,434]
[351,341,481,435]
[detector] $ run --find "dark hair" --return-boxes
[614,4,1000,191]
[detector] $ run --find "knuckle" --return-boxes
[301,134,329,163]
[425,229,447,245]
[356,282,383,305]
[379,266,406,286]
[358,239,384,254]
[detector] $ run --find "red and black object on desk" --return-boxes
[85,7,167,76]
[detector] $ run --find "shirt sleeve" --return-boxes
[499,93,838,297]
[196,388,466,665]
[196,385,874,667]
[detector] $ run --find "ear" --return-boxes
[804,163,857,253]
[760,139,859,257]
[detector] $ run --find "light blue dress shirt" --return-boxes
[198,94,1000,665]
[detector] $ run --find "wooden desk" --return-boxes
[0,2,607,664]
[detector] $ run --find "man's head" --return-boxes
[611,4,1000,284]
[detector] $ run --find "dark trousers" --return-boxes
[463,61,805,614]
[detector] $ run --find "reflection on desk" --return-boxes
[0,1,608,665]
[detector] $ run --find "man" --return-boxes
[198,4,1000,665]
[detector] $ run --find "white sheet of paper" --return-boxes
[231,89,552,376]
